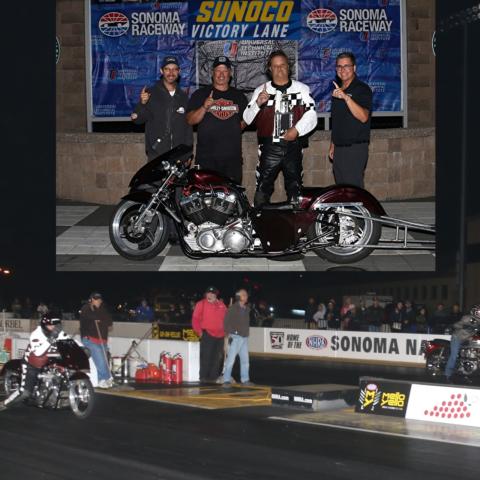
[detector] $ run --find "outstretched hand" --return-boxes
[256,83,269,107]
[332,81,348,101]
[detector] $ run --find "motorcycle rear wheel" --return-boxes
[68,378,95,419]
[308,205,381,264]
[109,200,169,261]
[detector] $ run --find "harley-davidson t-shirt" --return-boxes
[187,86,247,182]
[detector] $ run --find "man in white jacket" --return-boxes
[243,50,317,207]
[0,314,69,410]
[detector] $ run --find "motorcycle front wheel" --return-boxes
[308,205,381,264]
[3,368,20,396]
[69,378,94,419]
[109,199,169,261]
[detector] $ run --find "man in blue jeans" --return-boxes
[79,292,113,389]
[445,304,480,382]
[223,289,253,388]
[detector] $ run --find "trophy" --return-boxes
[273,91,293,142]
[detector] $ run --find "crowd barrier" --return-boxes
[2,320,452,368]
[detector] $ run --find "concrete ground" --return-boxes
[56,200,435,271]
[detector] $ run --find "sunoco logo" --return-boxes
[99,12,130,37]
[306,335,328,350]
[306,9,338,35]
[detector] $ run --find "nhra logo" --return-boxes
[209,98,239,120]
[99,12,130,37]
[306,9,338,35]
[270,331,285,350]
[305,335,328,350]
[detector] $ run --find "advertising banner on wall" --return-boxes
[262,328,450,364]
[356,377,412,417]
[87,0,404,120]
[406,384,480,427]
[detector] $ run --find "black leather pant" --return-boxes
[254,140,303,207]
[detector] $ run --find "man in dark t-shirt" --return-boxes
[329,52,373,188]
[186,56,247,184]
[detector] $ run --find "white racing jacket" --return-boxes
[25,326,70,365]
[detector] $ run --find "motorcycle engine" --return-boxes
[34,369,61,407]
[179,189,238,226]
[185,220,252,253]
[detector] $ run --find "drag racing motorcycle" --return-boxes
[109,145,435,264]
[1,339,95,419]
[423,332,480,382]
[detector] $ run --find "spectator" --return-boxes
[390,301,405,333]
[305,297,316,329]
[449,303,463,327]
[223,289,253,387]
[326,302,341,330]
[345,305,362,331]
[430,303,449,334]
[134,299,155,323]
[192,286,227,384]
[255,301,274,327]
[11,298,22,318]
[365,298,384,332]
[415,306,428,333]
[177,304,189,324]
[404,300,416,332]
[313,303,327,329]
[22,297,33,318]
[340,297,353,319]
[79,292,114,389]
[36,301,49,319]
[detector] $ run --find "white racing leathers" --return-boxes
[3,326,69,407]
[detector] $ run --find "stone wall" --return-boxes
[56,128,435,205]
[55,0,436,132]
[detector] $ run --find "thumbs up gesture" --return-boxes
[140,86,151,105]
[256,83,269,107]
[203,90,215,111]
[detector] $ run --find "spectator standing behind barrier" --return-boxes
[192,286,227,383]
[313,303,327,329]
[305,297,316,329]
[36,301,49,319]
[131,56,192,161]
[186,56,247,183]
[430,303,449,334]
[415,307,428,333]
[134,299,155,323]
[79,292,113,389]
[223,289,253,387]
[365,298,384,332]
[326,302,341,330]
[404,300,416,332]
[390,301,405,333]
[329,52,373,188]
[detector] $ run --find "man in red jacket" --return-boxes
[192,286,227,383]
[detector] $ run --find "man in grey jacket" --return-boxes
[223,289,253,387]
[445,304,480,381]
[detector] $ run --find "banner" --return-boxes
[90,1,192,117]
[261,328,450,364]
[87,0,404,118]
[406,384,480,427]
[188,0,302,40]
[299,0,402,112]
[356,377,411,417]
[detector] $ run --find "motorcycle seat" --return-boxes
[260,202,293,211]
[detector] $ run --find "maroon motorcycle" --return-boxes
[109,145,433,264]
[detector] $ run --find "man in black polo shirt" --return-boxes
[186,56,247,184]
[329,52,373,188]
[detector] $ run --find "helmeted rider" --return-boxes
[445,304,480,382]
[0,313,70,410]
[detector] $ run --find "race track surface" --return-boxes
[0,359,476,480]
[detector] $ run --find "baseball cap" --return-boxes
[212,56,232,69]
[161,56,179,68]
[89,292,103,300]
[205,286,219,295]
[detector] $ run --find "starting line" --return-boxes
[96,384,272,410]
[269,407,480,448]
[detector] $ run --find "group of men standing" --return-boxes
[131,50,373,206]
